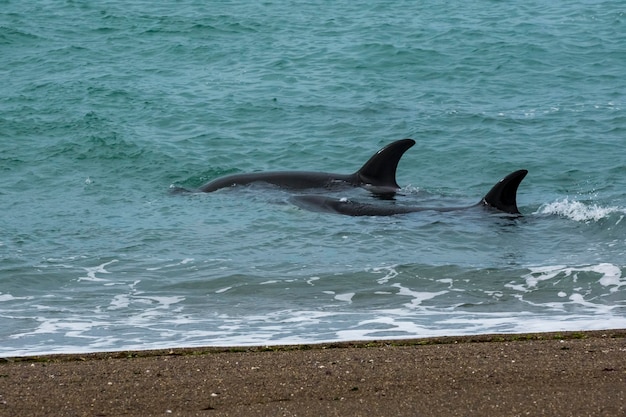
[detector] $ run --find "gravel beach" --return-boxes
[1,330,625,417]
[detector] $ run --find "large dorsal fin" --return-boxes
[355,138,415,192]
[479,169,528,214]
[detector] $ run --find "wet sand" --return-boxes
[1,330,625,417]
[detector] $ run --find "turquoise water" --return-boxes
[1,1,625,356]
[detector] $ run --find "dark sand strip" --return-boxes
[1,330,625,417]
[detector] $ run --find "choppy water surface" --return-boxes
[1,1,625,356]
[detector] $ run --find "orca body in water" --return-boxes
[191,139,415,195]
[291,170,528,216]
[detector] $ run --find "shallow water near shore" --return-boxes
[1,1,625,356]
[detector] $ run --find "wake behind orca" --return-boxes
[291,170,528,216]
[185,139,415,195]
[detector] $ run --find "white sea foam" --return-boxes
[368,265,399,284]
[77,260,118,282]
[536,198,624,222]
[146,258,196,271]
[108,294,131,310]
[335,292,355,303]
[306,276,320,285]
[4,306,626,357]
[596,263,624,291]
[0,293,31,302]
[391,283,448,309]
[136,295,185,310]
[2,261,624,357]
[520,263,624,292]
[501,263,626,316]
[8,317,108,339]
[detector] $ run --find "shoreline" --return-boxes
[3,328,626,362]
[2,329,625,416]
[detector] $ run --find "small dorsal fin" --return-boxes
[480,170,528,214]
[356,139,415,191]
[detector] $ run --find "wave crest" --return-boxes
[536,198,624,222]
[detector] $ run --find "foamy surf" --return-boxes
[2,260,624,357]
[520,263,624,293]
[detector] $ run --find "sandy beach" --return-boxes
[1,330,624,417]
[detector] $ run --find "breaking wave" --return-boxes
[536,198,625,223]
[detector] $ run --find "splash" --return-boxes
[536,198,624,223]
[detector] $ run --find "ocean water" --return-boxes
[1,1,625,356]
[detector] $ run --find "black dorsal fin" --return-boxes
[355,139,415,192]
[479,169,528,214]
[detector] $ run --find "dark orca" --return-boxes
[190,139,415,195]
[291,170,528,216]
